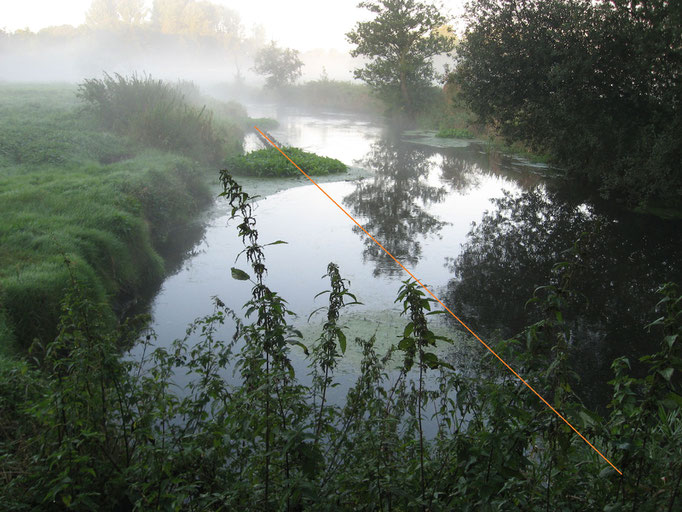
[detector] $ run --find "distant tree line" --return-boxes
[0,0,265,82]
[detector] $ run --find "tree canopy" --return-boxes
[253,41,304,89]
[453,0,682,205]
[86,0,148,29]
[346,0,455,116]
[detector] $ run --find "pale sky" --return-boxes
[0,0,466,51]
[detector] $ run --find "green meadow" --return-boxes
[0,81,244,353]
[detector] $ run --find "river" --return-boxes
[130,104,682,412]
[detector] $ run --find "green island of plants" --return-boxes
[435,127,474,139]
[225,146,347,177]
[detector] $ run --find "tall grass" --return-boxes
[78,73,243,163]
[0,83,230,350]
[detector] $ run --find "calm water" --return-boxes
[131,105,681,410]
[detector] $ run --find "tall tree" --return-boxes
[152,0,191,33]
[454,0,682,204]
[86,0,147,29]
[346,0,455,116]
[253,42,303,89]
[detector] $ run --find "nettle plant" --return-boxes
[2,172,681,511]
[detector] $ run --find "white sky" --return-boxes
[0,0,466,51]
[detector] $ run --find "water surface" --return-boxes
[133,105,682,410]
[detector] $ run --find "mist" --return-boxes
[0,0,369,88]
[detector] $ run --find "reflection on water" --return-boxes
[445,188,682,408]
[135,104,680,409]
[344,137,448,276]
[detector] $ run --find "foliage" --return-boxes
[151,0,242,39]
[225,147,348,178]
[436,127,474,139]
[2,171,680,509]
[347,0,456,117]
[253,41,304,90]
[453,0,682,204]
[78,72,243,163]
[86,0,148,29]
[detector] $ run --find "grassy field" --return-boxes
[0,82,243,354]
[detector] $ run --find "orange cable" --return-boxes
[254,126,622,475]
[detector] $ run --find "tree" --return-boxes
[346,0,455,116]
[453,0,682,204]
[152,0,191,33]
[253,41,303,89]
[86,0,148,29]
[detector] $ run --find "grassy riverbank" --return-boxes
[0,82,243,354]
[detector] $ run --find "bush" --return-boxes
[78,73,242,164]
[225,146,347,177]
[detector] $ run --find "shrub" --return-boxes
[78,73,242,164]
[225,146,347,177]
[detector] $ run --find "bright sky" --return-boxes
[0,0,466,51]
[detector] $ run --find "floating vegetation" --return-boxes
[225,146,348,177]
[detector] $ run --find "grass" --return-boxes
[0,81,242,351]
[78,73,243,163]
[225,146,347,177]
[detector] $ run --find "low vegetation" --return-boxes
[435,127,474,139]
[78,73,243,163]
[225,146,347,177]
[0,173,679,509]
[0,80,243,353]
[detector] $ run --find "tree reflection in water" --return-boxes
[446,188,682,408]
[344,137,448,276]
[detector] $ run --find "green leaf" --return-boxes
[265,240,288,246]
[659,367,674,381]
[231,267,250,281]
[288,340,309,356]
[665,334,678,349]
[422,352,439,369]
[664,392,682,408]
[398,337,413,351]
[337,329,347,354]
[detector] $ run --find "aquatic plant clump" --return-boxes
[435,127,474,139]
[225,146,348,177]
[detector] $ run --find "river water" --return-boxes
[131,104,681,411]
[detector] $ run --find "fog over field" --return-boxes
[0,0,465,84]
